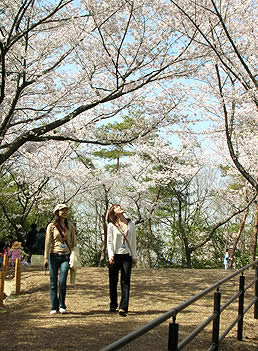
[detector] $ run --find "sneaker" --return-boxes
[59,308,66,314]
[119,309,127,317]
[50,310,57,315]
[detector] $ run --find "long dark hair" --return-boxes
[107,204,119,225]
[107,204,130,226]
[54,212,68,229]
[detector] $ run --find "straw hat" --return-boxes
[53,203,68,214]
[12,241,21,249]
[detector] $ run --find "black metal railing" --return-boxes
[100,260,258,351]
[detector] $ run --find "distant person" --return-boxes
[107,204,137,317]
[7,243,12,258]
[224,249,230,270]
[9,241,28,266]
[26,223,38,263]
[43,204,77,315]
[38,228,46,254]
[32,227,46,255]
[0,244,4,266]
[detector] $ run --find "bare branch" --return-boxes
[215,64,258,191]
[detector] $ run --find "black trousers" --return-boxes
[109,254,132,312]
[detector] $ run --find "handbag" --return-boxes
[69,246,82,269]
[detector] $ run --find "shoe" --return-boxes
[59,308,66,314]
[119,309,127,317]
[50,310,57,315]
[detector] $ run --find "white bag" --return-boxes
[69,247,82,269]
[70,268,77,285]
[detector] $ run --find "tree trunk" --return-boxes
[250,202,258,264]
[176,193,192,268]
[146,217,152,268]
[215,52,257,192]
[185,248,192,268]
[146,185,161,268]
[229,185,249,268]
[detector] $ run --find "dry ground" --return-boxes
[0,266,257,351]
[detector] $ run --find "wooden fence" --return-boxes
[0,254,21,307]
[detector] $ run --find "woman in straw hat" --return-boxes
[43,204,77,315]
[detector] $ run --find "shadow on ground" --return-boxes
[0,267,257,351]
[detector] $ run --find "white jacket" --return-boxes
[107,221,137,260]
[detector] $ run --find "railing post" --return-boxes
[3,254,9,272]
[237,273,245,340]
[168,316,179,351]
[254,265,258,319]
[15,258,21,294]
[0,271,5,307]
[211,288,221,351]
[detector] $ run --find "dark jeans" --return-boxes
[49,253,70,311]
[109,254,132,312]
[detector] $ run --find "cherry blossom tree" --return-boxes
[169,0,257,192]
[130,136,256,267]
[0,0,194,167]
[1,1,256,267]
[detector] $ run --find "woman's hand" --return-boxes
[43,258,48,269]
[132,259,137,268]
[109,256,115,265]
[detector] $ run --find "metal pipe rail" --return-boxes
[101,260,258,351]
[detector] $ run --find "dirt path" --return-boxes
[0,267,257,351]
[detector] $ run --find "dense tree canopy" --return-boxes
[0,0,257,267]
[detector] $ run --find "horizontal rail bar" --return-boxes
[100,309,176,351]
[178,313,216,350]
[220,291,241,313]
[208,343,216,351]
[219,315,239,342]
[244,277,257,291]
[169,260,258,317]
[220,276,256,313]
[243,297,256,315]
[101,260,258,351]
[220,297,257,343]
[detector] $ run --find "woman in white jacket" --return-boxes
[107,204,137,317]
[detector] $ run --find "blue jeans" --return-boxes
[49,253,70,311]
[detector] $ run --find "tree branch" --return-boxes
[215,64,258,191]
[190,192,257,251]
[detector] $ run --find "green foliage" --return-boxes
[191,253,223,269]
[95,115,141,140]
[80,247,102,267]
[131,171,256,270]
[94,149,133,160]
[219,165,231,177]
[75,207,104,267]
[233,250,250,269]
[0,171,54,246]
[75,154,95,169]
